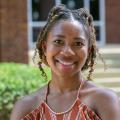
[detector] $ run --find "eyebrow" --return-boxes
[54,34,65,38]
[54,35,86,42]
[74,37,86,42]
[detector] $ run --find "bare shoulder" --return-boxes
[10,85,47,120]
[86,80,120,120]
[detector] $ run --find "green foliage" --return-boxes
[0,63,51,120]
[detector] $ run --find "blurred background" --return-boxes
[0,0,120,119]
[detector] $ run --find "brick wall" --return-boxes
[106,0,120,43]
[0,0,28,63]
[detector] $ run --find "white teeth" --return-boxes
[57,60,74,65]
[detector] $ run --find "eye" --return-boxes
[74,41,84,46]
[53,39,64,45]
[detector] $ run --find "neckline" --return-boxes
[43,79,86,114]
[45,78,85,102]
[43,97,81,115]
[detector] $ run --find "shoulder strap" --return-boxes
[77,79,86,99]
[45,81,51,103]
[45,79,86,101]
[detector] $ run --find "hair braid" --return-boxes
[71,8,98,80]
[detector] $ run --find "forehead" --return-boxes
[48,20,88,40]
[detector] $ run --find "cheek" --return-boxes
[79,47,88,61]
[46,45,60,55]
[45,45,60,63]
[77,47,89,71]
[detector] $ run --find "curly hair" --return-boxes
[33,4,99,80]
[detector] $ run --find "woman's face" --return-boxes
[43,20,89,77]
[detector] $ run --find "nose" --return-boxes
[60,45,75,56]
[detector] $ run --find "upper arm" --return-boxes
[10,88,45,120]
[10,98,32,120]
[95,89,120,120]
[10,93,41,120]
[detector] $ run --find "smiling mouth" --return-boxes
[55,59,77,66]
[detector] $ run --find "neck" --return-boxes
[50,72,83,94]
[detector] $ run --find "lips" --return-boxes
[57,60,75,65]
[55,59,77,66]
[54,58,78,73]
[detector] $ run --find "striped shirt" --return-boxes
[21,80,101,120]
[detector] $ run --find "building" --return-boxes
[0,0,120,63]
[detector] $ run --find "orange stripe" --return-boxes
[56,114,63,120]
[36,112,40,120]
[70,101,79,120]
[44,104,52,119]
[27,113,35,119]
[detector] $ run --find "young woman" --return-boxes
[11,4,120,120]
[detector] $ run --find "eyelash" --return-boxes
[53,40,84,47]
[53,39,64,45]
[74,41,84,46]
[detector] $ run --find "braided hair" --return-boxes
[33,4,98,80]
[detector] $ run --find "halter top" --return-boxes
[21,80,102,120]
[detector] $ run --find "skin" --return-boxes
[10,20,120,120]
